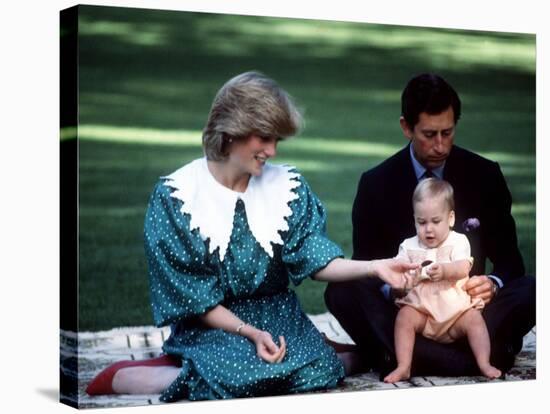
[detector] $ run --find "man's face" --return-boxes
[401,106,456,169]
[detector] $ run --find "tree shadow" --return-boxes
[76,5,535,153]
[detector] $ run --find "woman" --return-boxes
[86,71,416,401]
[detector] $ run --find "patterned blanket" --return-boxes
[61,313,536,409]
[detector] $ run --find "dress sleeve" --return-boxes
[395,242,409,261]
[144,181,224,327]
[282,174,344,285]
[450,232,473,264]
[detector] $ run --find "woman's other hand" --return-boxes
[199,306,287,363]
[253,331,287,363]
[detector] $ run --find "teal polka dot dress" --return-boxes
[144,163,344,402]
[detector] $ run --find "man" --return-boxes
[325,73,535,378]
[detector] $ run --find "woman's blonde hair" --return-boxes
[202,71,303,161]
[412,177,455,211]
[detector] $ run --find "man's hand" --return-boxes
[463,275,496,305]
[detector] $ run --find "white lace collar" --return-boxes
[162,158,301,261]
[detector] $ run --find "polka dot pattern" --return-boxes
[144,172,344,401]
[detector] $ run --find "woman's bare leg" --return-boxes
[448,309,502,379]
[112,366,181,394]
[384,306,427,383]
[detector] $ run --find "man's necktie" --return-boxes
[422,169,435,180]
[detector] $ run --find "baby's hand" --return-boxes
[427,263,445,282]
[416,260,432,282]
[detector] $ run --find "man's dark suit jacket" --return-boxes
[352,144,525,284]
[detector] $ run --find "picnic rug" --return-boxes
[60,313,536,409]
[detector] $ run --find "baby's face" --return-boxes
[413,195,455,248]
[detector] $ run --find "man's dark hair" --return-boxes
[401,73,461,128]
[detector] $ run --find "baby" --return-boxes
[384,178,501,383]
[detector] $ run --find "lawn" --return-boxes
[68,5,536,331]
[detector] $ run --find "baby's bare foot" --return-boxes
[479,364,502,379]
[383,366,411,383]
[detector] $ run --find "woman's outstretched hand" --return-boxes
[374,258,419,289]
[253,331,286,363]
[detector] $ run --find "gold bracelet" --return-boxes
[235,322,247,335]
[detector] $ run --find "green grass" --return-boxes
[72,5,536,330]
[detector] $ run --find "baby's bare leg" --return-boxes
[448,309,502,379]
[384,306,427,383]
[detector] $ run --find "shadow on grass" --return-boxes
[77,6,535,151]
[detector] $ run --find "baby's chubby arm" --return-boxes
[427,259,471,282]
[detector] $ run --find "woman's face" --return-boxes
[227,134,281,176]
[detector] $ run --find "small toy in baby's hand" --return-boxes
[406,259,433,284]
[418,260,433,281]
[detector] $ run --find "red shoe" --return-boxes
[86,354,181,395]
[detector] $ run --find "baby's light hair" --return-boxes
[412,177,455,211]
